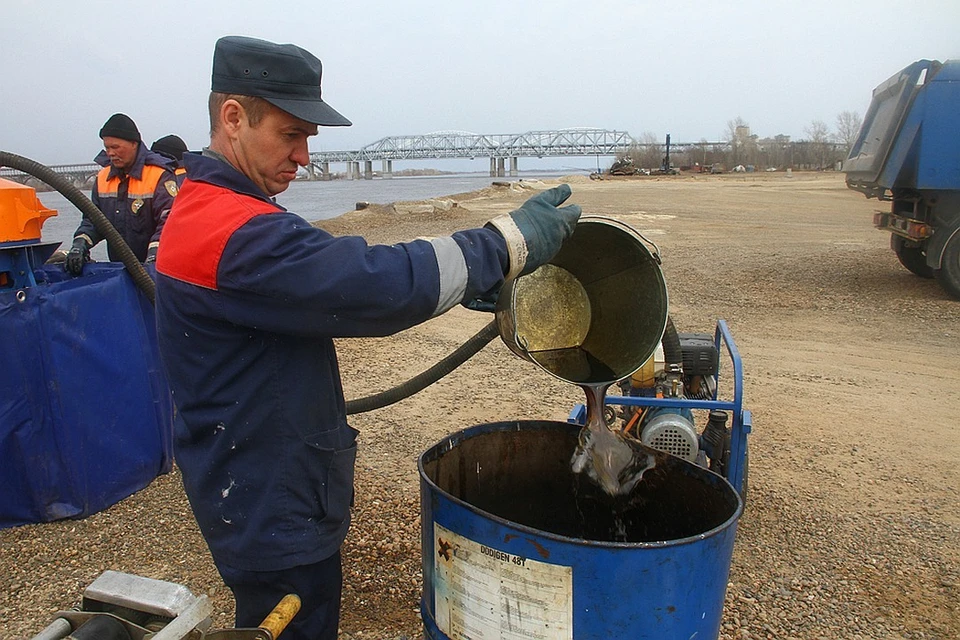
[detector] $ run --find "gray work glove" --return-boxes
[485,184,581,280]
[64,237,90,276]
[145,245,158,264]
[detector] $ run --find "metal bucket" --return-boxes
[419,420,742,640]
[495,216,668,385]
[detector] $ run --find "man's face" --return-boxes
[102,137,139,171]
[233,104,317,197]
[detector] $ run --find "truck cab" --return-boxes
[844,59,960,299]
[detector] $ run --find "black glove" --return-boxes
[145,245,158,264]
[64,238,90,276]
[485,184,581,280]
[462,287,500,313]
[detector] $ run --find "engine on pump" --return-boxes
[607,331,737,480]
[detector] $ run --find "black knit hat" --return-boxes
[151,135,188,161]
[212,35,351,127]
[99,113,141,143]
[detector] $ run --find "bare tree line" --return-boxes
[614,111,863,174]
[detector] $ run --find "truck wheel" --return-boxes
[892,236,934,278]
[934,233,960,299]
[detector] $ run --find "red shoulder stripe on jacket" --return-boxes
[156,180,281,290]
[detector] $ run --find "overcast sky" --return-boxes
[2,0,958,167]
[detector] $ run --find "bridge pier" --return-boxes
[350,162,361,180]
[364,160,373,180]
[497,157,505,177]
[322,162,330,180]
[69,174,95,190]
[381,159,392,179]
[509,157,518,177]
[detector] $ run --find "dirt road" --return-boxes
[2,172,958,639]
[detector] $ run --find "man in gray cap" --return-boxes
[155,35,580,639]
[66,113,179,274]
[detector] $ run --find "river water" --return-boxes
[36,171,584,260]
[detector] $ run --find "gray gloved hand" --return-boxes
[145,245,158,264]
[486,184,581,280]
[64,237,90,276]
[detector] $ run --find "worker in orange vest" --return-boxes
[65,113,179,275]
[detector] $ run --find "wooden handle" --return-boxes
[259,594,301,639]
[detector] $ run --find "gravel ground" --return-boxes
[2,172,958,639]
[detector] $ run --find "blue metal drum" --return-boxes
[419,420,742,640]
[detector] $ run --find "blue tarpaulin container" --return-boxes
[0,263,173,528]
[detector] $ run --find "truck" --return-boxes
[843,59,960,299]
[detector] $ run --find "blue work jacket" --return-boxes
[76,145,178,262]
[155,152,508,572]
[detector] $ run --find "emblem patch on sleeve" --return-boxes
[165,180,179,197]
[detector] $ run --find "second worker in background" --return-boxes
[65,113,179,275]
[151,134,189,184]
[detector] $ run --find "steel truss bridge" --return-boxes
[0,128,726,184]
[307,128,722,179]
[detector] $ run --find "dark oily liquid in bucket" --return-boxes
[528,346,618,384]
[526,324,676,508]
[425,423,738,543]
[529,344,655,496]
[571,383,654,497]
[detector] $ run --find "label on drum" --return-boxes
[433,523,573,640]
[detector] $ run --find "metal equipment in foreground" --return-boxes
[568,319,751,499]
[31,571,299,640]
[843,58,960,299]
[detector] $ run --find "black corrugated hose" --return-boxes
[345,319,499,414]
[0,151,156,304]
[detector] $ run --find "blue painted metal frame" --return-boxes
[0,240,61,289]
[567,319,752,496]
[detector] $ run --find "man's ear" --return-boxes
[221,99,244,136]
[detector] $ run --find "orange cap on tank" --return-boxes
[0,178,57,243]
